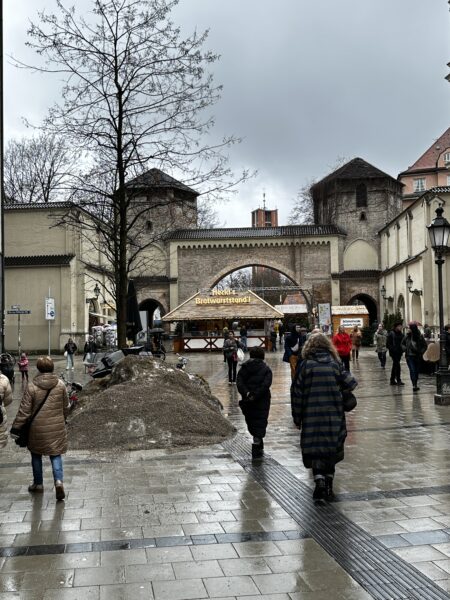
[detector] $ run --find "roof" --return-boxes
[401,127,450,173]
[163,290,284,321]
[5,254,74,267]
[312,157,399,189]
[125,168,199,196]
[168,224,346,240]
[4,202,74,211]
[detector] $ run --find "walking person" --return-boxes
[332,326,352,371]
[374,324,388,369]
[350,325,362,361]
[402,323,427,391]
[278,322,285,344]
[237,347,272,458]
[291,333,357,501]
[18,352,29,385]
[64,337,77,371]
[239,324,248,352]
[283,325,307,380]
[270,327,277,352]
[223,331,243,385]
[387,321,405,386]
[83,335,98,363]
[10,356,69,500]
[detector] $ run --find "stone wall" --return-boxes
[175,241,334,304]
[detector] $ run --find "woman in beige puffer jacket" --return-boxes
[0,373,13,448]
[12,356,69,500]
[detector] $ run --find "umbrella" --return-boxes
[126,280,142,342]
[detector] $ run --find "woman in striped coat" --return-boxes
[291,333,357,501]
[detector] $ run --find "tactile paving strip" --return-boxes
[223,435,450,600]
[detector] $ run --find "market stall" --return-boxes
[331,305,369,332]
[163,289,284,352]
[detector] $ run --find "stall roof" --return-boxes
[162,290,284,321]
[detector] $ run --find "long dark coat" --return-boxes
[237,358,272,438]
[291,350,357,468]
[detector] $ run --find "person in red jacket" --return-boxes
[332,326,352,371]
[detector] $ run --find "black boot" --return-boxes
[312,478,326,501]
[325,476,334,500]
[251,443,263,459]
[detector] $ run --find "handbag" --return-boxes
[342,389,357,412]
[237,348,245,362]
[64,350,68,357]
[12,388,52,448]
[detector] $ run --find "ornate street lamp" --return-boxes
[406,274,422,296]
[94,283,101,299]
[380,284,386,300]
[427,205,450,404]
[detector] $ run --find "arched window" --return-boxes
[356,183,367,207]
[359,212,366,221]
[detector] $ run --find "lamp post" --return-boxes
[427,205,450,404]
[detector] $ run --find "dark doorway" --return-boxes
[138,298,166,329]
[348,294,378,325]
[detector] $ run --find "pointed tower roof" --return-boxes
[401,127,450,173]
[125,168,199,196]
[312,157,398,189]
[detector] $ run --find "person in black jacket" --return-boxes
[386,322,405,386]
[401,323,427,391]
[236,347,273,458]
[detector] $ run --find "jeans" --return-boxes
[227,358,237,382]
[377,351,386,367]
[340,354,350,371]
[31,453,63,485]
[66,353,74,369]
[406,356,420,387]
[240,336,248,352]
[390,354,402,383]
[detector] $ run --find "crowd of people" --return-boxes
[231,319,435,502]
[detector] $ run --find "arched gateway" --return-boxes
[168,225,345,309]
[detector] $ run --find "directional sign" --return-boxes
[45,298,55,321]
[7,310,31,315]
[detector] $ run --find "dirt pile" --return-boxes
[67,356,235,451]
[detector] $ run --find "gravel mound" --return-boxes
[67,356,235,451]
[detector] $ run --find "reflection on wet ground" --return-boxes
[1,349,450,598]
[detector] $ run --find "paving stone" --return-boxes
[152,578,207,600]
[73,566,125,586]
[218,557,271,576]
[232,542,282,558]
[252,572,311,595]
[203,575,259,597]
[190,543,238,561]
[172,559,223,579]
[124,563,174,583]
[99,582,153,600]
[43,587,100,600]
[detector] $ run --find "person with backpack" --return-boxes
[401,323,427,391]
[223,331,243,385]
[236,347,273,459]
[386,321,405,386]
[374,323,388,368]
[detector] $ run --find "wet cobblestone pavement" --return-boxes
[2,349,450,598]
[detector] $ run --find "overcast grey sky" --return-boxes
[4,0,450,226]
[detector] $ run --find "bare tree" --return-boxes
[197,200,222,229]
[288,179,315,225]
[23,0,249,346]
[288,157,348,225]
[4,134,75,204]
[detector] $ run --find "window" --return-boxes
[413,178,426,193]
[444,152,450,164]
[356,183,367,207]
[359,212,366,221]
[447,175,450,187]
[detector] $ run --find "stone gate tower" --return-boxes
[311,157,403,321]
